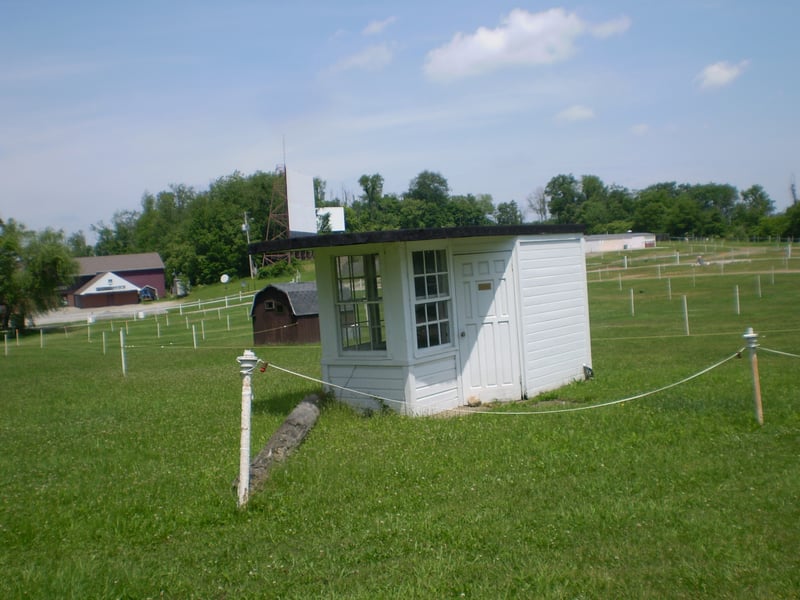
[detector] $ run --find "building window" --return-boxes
[412,249,451,349]
[335,254,385,351]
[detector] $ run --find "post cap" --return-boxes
[237,349,260,376]
[742,327,759,348]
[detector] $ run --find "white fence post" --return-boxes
[236,350,260,508]
[119,329,127,377]
[682,295,690,336]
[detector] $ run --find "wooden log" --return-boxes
[233,394,320,494]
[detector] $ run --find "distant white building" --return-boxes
[584,232,656,254]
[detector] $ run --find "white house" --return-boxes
[250,225,592,415]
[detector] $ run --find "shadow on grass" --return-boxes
[252,388,326,416]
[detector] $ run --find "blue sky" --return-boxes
[1,1,798,238]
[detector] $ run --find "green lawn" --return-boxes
[1,242,798,598]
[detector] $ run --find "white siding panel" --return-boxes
[412,355,459,414]
[517,238,592,396]
[325,363,407,412]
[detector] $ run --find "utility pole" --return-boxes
[242,211,256,279]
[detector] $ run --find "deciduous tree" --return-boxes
[0,221,77,330]
[495,201,524,225]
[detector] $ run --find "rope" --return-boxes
[259,348,745,416]
[262,362,406,407]
[449,348,746,415]
[760,346,800,359]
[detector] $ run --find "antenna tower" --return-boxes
[260,163,291,266]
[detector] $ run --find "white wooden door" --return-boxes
[454,252,521,404]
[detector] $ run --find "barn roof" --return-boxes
[76,252,165,276]
[249,224,584,254]
[254,282,318,316]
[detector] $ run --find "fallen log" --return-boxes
[233,394,321,495]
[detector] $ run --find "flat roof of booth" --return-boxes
[249,224,584,254]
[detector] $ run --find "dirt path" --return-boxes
[34,300,185,326]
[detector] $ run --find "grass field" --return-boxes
[1,242,798,598]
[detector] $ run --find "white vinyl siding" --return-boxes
[517,237,592,395]
[410,355,459,414]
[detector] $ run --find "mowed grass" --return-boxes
[1,243,799,598]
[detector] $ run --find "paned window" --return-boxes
[412,249,451,349]
[335,254,386,351]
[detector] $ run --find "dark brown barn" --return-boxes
[251,282,320,345]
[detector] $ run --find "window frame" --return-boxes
[333,253,386,353]
[410,248,453,352]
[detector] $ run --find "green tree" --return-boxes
[402,171,452,228]
[447,194,494,227]
[664,193,704,237]
[406,171,449,205]
[784,202,800,239]
[358,173,384,208]
[92,210,140,255]
[577,174,610,231]
[545,174,583,224]
[313,177,327,207]
[687,183,737,231]
[0,221,77,330]
[606,185,634,221]
[732,185,775,237]
[633,184,672,233]
[0,219,23,327]
[67,230,93,257]
[495,201,524,225]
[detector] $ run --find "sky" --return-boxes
[1,0,798,239]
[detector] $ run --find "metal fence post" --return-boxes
[743,327,763,425]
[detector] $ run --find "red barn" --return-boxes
[67,253,166,307]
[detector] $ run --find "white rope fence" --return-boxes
[260,347,746,416]
[452,349,746,416]
[264,362,407,408]
[760,346,800,359]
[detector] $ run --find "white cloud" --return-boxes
[590,15,632,39]
[363,16,397,36]
[631,123,649,135]
[556,105,594,122]
[696,60,750,89]
[423,8,630,82]
[329,44,393,73]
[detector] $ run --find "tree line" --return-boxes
[2,168,799,329]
